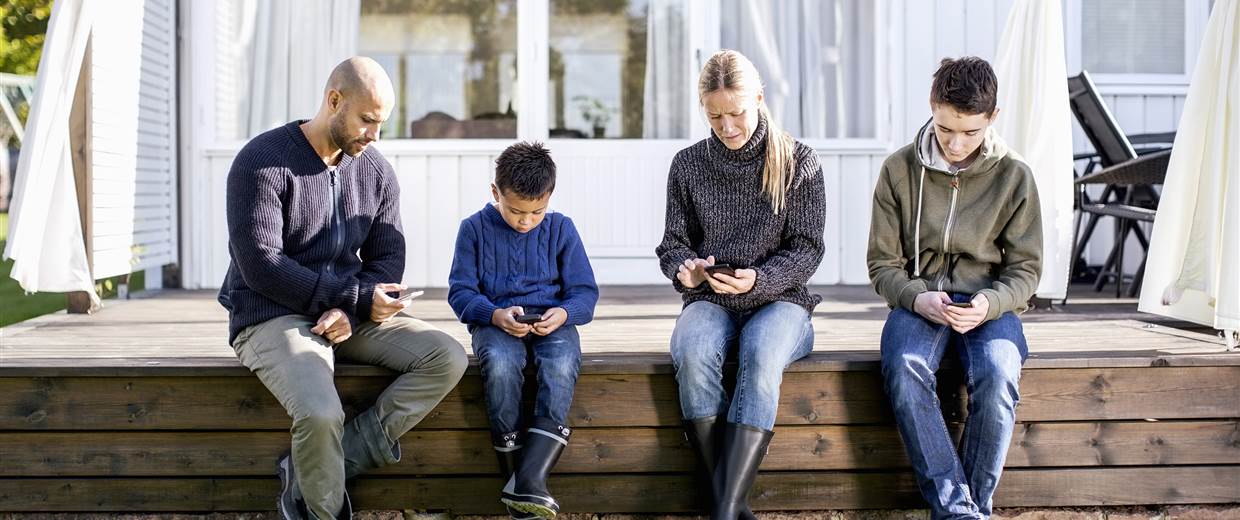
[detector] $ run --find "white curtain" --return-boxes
[992,0,1075,300]
[1139,0,1238,347]
[3,0,101,309]
[225,0,359,139]
[720,0,875,139]
[642,0,688,138]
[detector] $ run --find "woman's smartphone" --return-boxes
[515,313,544,324]
[704,264,736,277]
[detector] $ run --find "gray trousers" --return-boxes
[233,314,468,518]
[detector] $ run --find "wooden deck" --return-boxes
[1,286,1238,513]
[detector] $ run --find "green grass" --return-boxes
[0,212,66,326]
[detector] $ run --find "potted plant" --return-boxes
[573,96,616,138]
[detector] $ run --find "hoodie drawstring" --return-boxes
[913,166,926,278]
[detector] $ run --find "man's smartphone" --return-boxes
[948,302,973,308]
[515,313,544,324]
[395,289,424,303]
[704,263,736,277]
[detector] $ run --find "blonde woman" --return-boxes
[655,49,825,519]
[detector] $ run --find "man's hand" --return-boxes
[943,294,990,334]
[311,308,353,344]
[913,291,953,326]
[675,256,714,289]
[531,307,568,336]
[492,306,533,338]
[370,283,409,323]
[706,268,756,295]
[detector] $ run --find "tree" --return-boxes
[0,0,52,75]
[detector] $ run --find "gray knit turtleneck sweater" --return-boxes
[655,116,826,313]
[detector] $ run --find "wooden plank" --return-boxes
[3,467,1237,512]
[3,366,1238,430]
[5,421,1237,477]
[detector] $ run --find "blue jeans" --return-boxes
[880,297,1028,520]
[472,322,581,434]
[670,300,814,430]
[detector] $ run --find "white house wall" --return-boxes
[90,0,177,279]
[182,0,1194,289]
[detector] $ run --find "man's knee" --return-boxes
[293,400,346,434]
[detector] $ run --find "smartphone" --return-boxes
[704,264,736,277]
[949,302,973,308]
[515,313,544,324]
[395,289,424,303]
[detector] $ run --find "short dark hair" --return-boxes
[930,57,998,116]
[495,141,556,199]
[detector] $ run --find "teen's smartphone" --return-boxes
[704,264,736,277]
[948,302,973,308]
[395,289,425,303]
[515,313,544,324]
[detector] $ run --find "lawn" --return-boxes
[0,212,67,327]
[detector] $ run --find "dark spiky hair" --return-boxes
[495,141,556,199]
[931,56,998,116]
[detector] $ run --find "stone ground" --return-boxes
[4,507,1240,520]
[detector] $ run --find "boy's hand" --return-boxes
[706,268,756,295]
[943,294,990,334]
[492,306,532,338]
[531,307,568,336]
[370,283,409,323]
[675,255,714,289]
[311,308,352,344]
[913,291,953,326]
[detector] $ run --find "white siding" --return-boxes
[90,0,177,279]
[181,0,1196,289]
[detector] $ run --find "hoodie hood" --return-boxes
[914,118,1010,176]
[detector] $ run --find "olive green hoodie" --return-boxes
[867,120,1043,322]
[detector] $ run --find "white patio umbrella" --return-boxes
[1139,0,1239,349]
[3,0,100,310]
[992,0,1076,300]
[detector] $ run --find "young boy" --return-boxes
[867,57,1042,519]
[448,141,599,519]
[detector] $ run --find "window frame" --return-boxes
[1066,0,1211,92]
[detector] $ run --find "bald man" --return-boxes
[218,57,468,520]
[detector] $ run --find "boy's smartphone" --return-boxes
[704,263,736,277]
[395,289,424,303]
[948,302,973,308]
[515,313,544,324]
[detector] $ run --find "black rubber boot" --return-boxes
[494,431,539,520]
[711,422,773,520]
[501,417,571,518]
[684,417,760,520]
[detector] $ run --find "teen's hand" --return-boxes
[532,307,568,336]
[311,308,353,344]
[370,283,409,323]
[675,255,714,289]
[913,291,953,326]
[706,268,756,295]
[492,306,533,338]
[944,294,990,334]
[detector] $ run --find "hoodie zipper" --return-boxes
[325,169,345,276]
[935,176,961,291]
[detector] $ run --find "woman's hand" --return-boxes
[706,268,756,295]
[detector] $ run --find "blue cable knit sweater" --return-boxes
[448,204,599,327]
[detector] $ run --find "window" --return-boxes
[360,1,518,139]
[721,0,878,139]
[548,0,689,139]
[1082,0,1185,75]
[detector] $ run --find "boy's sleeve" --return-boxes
[867,160,927,311]
[975,171,1043,321]
[447,220,499,325]
[556,217,599,326]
